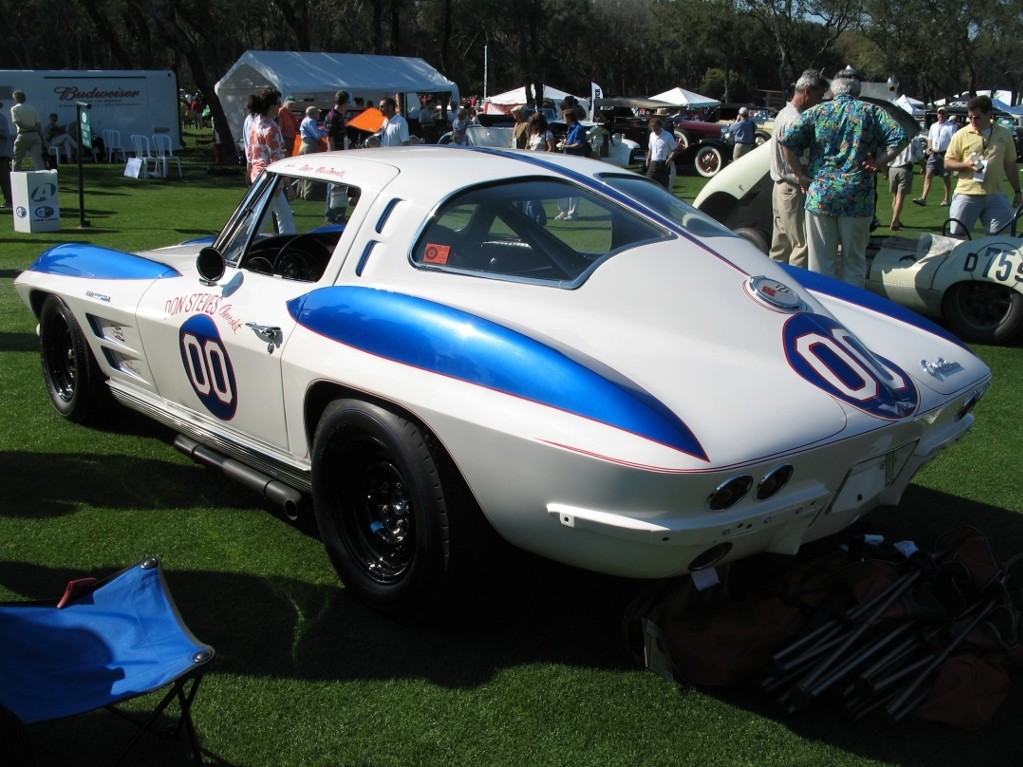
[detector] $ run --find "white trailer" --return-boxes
[0,69,182,150]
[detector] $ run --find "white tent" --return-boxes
[483,85,589,114]
[649,87,720,110]
[893,94,926,120]
[214,50,459,143]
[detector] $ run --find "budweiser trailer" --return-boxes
[0,69,182,150]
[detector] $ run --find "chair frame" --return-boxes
[102,129,127,163]
[129,134,160,178]
[151,133,184,178]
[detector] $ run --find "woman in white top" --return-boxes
[524,113,555,223]
[526,113,556,152]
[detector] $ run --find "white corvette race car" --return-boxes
[16,147,991,617]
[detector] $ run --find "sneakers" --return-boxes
[554,212,567,220]
[912,198,926,206]
[563,213,577,221]
[939,200,950,206]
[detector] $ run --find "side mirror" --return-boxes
[196,246,226,285]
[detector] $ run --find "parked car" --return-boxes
[595,100,731,177]
[708,103,776,145]
[693,99,1023,344]
[438,124,515,147]
[16,147,991,618]
[439,123,640,168]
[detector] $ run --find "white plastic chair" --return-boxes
[47,145,66,166]
[102,129,126,163]
[151,134,183,178]
[130,134,159,178]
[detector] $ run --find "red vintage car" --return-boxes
[594,98,731,177]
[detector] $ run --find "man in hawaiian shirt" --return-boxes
[779,67,906,288]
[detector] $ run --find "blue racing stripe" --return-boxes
[780,264,968,349]
[26,243,181,280]
[288,286,708,460]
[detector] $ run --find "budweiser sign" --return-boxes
[52,85,142,102]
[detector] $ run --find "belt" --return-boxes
[650,160,667,165]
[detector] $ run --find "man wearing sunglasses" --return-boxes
[943,95,1021,236]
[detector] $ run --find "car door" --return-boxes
[135,173,360,453]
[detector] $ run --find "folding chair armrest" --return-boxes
[57,577,99,609]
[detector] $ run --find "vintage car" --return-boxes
[670,114,733,177]
[595,100,732,177]
[16,147,991,618]
[694,141,1023,344]
[440,122,641,168]
[709,103,776,145]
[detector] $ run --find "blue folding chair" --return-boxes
[0,557,215,766]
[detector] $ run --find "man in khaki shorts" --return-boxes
[888,136,922,230]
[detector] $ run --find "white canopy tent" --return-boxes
[893,94,926,120]
[214,50,459,143]
[648,87,720,110]
[483,85,589,114]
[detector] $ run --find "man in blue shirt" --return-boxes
[722,107,756,160]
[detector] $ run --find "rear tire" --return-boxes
[311,399,489,618]
[942,282,1023,344]
[39,295,109,424]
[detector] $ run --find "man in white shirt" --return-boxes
[378,98,410,147]
[646,117,674,188]
[914,106,957,206]
[768,69,827,267]
[10,90,46,171]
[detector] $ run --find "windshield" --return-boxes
[215,170,363,270]
[411,178,672,286]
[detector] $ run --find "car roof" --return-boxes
[266,145,604,187]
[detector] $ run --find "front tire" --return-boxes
[694,145,725,178]
[311,399,482,618]
[39,295,108,423]
[942,282,1023,344]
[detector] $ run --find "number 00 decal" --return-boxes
[179,314,238,420]
[784,313,918,420]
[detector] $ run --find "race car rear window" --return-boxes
[412,179,670,285]
[600,174,736,238]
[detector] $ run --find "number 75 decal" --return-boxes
[963,246,1023,283]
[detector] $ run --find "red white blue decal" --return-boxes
[784,313,918,419]
[179,314,238,420]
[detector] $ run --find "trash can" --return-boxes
[12,170,60,233]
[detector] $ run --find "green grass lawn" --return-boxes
[1,147,1022,766]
